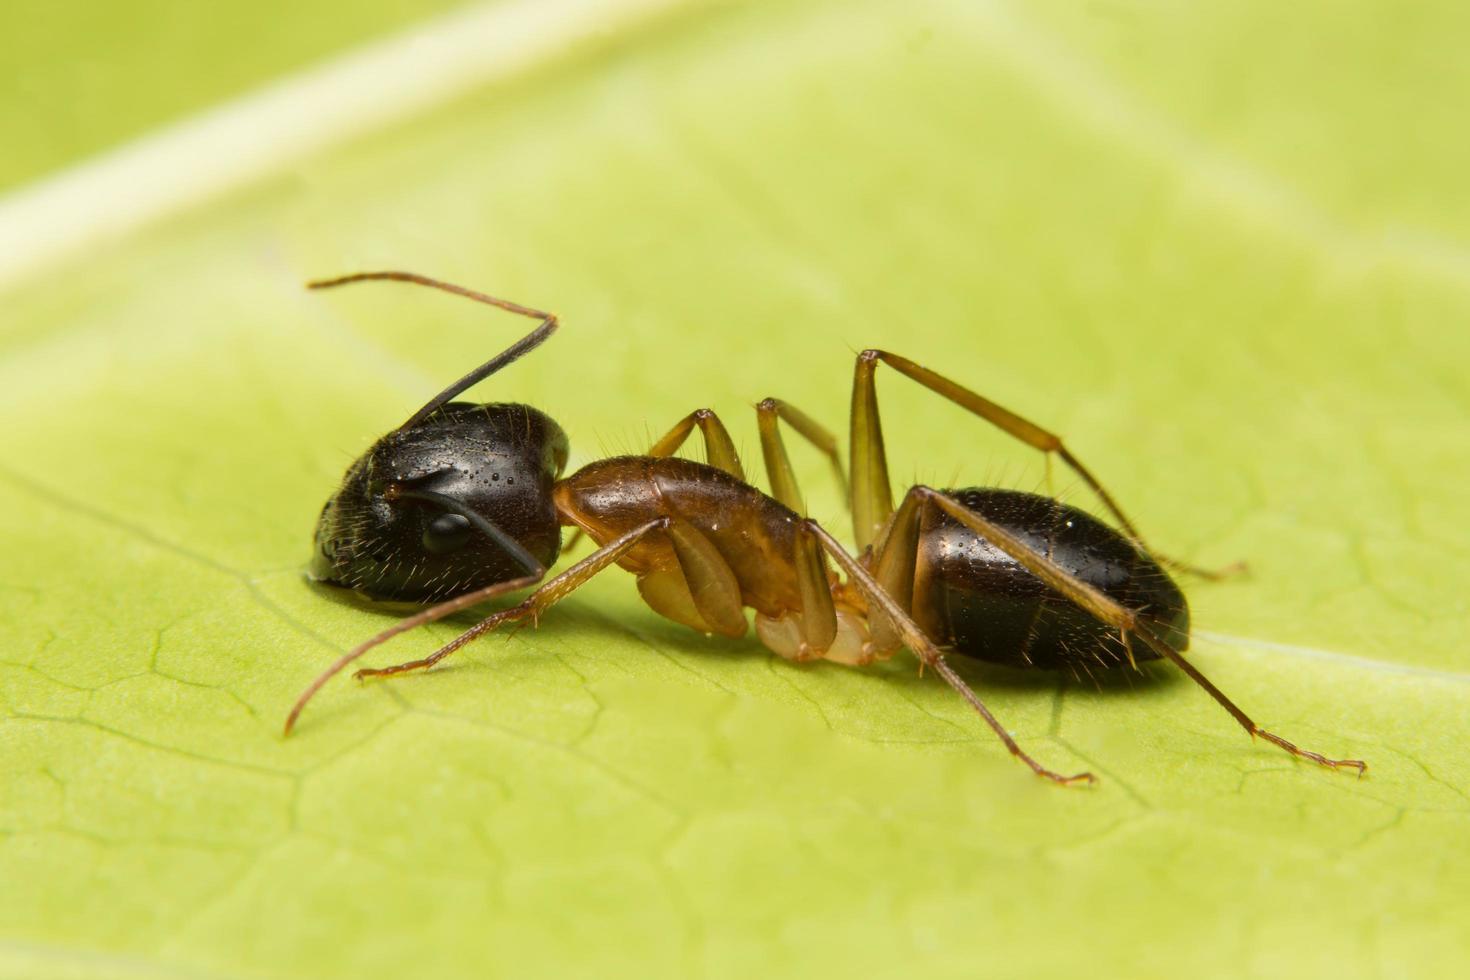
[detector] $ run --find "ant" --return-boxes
[285,271,1366,785]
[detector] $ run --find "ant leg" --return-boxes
[793,525,840,651]
[571,408,741,560]
[284,518,667,734]
[909,486,1365,775]
[849,349,1240,579]
[638,519,750,638]
[306,271,558,433]
[572,407,738,556]
[284,571,543,735]
[648,409,745,481]
[802,520,1095,786]
[290,472,564,733]
[850,351,896,551]
[355,516,670,679]
[387,485,546,579]
[649,400,847,514]
[862,491,924,654]
[757,525,872,664]
[754,398,848,514]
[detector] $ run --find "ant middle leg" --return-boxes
[753,523,863,664]
[849,349,1241,579]
[647,400,849,516]
[560,408,744,556]
[648,409,745,480]
[755,398,848,515]
[573,399,846,555]
[891,485,1365,775]
[637,519,750,639]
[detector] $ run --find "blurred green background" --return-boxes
[2,1,1469,977]
[0,0,464,192]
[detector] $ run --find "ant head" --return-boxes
[303,270,566,602]
[311,402,569,601]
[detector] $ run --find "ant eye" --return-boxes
[422,513,473,555]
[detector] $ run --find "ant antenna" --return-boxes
[387,485,545,577]
[307,270,559,431]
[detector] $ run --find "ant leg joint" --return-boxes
[909,485,944,506]
[858,348,883,362]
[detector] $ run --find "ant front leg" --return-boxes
[284,570,543,735]
[284,519,668,734]
[896,486,1366,776]
[355,517,671,679]
[848,348,1241,579]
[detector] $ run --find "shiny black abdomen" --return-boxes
[911,488,1189,670]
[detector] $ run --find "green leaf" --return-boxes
[3,1,1469,977]
[0,0,466,192]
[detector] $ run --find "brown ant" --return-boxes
[285,271,1366,785]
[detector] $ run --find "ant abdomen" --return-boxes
[911,488,1190,670]
[311,402,568,601]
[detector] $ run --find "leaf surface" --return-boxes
[0,0,465,191]
[3,1,1469,977]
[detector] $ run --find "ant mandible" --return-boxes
[285,271,1367,785]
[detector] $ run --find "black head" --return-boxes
[311,402,568,601]
[304,270,565,602]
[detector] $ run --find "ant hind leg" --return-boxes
[909,486,1364,775]
[802,517,1096,786]
[848,348,1242,579]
